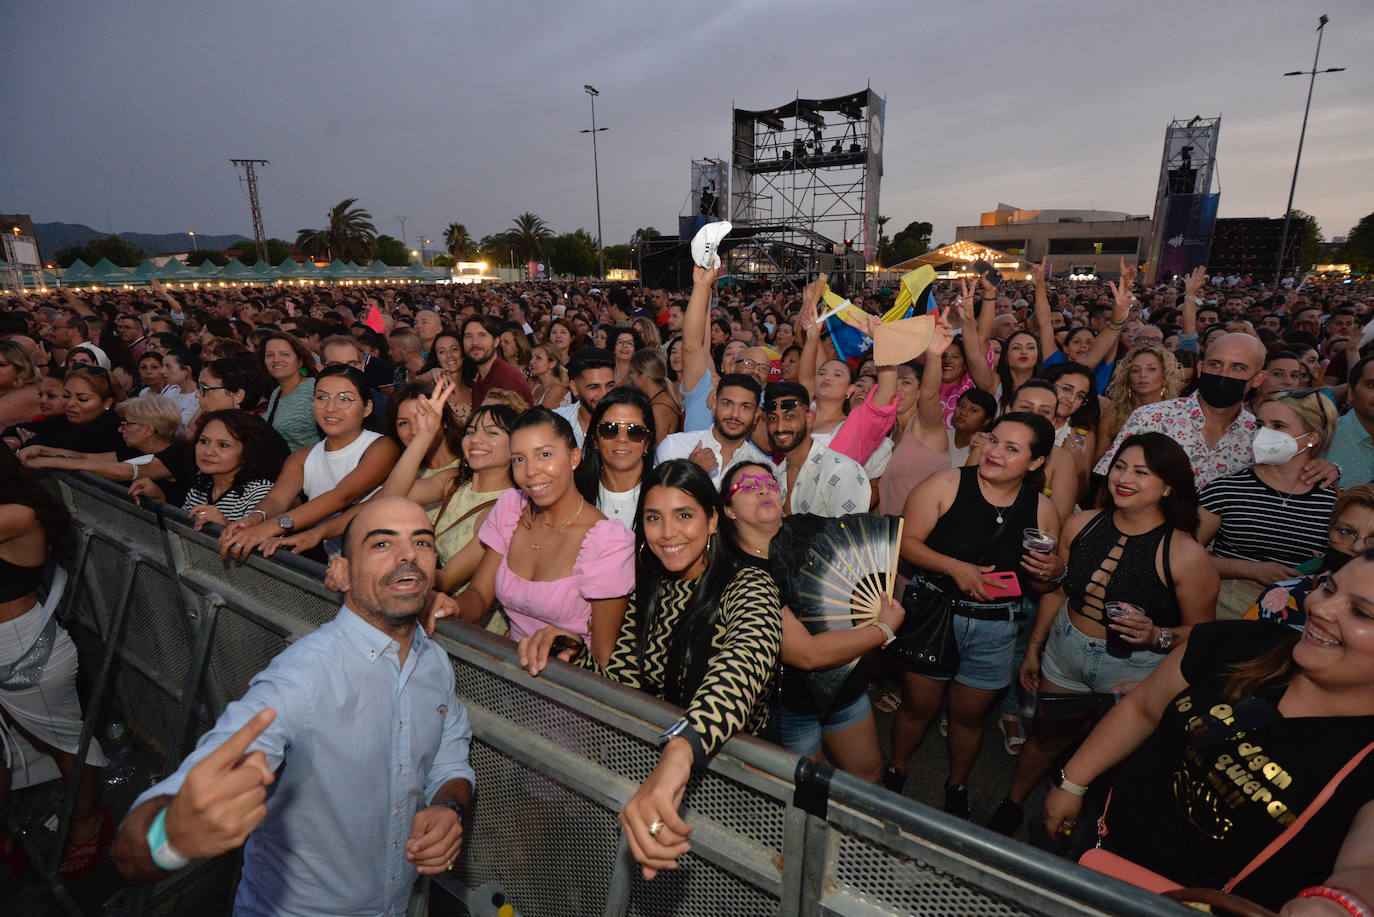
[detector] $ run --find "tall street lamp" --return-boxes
[1273,13,1345,285]
[581,84,608,279]
[189,231,198,252]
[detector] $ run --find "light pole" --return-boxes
[1273,14,1345,286]
[581,84,608,279]
[189,231,197,252]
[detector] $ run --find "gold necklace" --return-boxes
[526,500,586,551]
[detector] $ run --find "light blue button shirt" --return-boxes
[134,605,475,917]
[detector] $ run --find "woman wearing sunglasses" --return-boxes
[574,387,656,529]
[22,366,127,455]
[1197,389,1340,620]
[1044,552,1374,914]
[516,460,782,879]
[718,461,904,782]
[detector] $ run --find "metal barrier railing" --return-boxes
[33,471,1192,916]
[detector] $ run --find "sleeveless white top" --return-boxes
[302,430,385,500]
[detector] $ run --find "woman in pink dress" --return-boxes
[455,407,633,665]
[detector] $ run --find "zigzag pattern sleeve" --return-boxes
[684,567,782,758]
[575,593,647,691]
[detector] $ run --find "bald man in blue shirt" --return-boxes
[113,497,474,916]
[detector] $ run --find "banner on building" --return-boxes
[1155,193,1220,279]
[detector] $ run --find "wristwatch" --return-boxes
[434,798,465,828]
[1154,628,1177,652]
[276,514,295,532]
[1057,769,1090,797]
[146,807,191,871]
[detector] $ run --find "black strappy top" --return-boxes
[1063,511,1181,628]
[0,555,45,603]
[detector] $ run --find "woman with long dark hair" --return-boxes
[259,332,319,452]
[453,407,633,663]
[0,445,109,877]
[24,366,127,455]
[574,387,656,529]
[1043,552,1374,912]
[985,330,1043,413]
[517,459,782,878]
[886,412,1062,815]
[986,432,1218,835]
[219,364,398,560]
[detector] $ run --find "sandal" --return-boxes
[999,714,1027,756]
[58,809,112,880]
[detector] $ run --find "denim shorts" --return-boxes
[1039,605,1164,695]
[779,692,873,757]
[922,613,1019,692]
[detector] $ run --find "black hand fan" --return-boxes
[770,513,904,715]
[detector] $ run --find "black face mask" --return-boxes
[1324,548,1353,573]
[1196,371,1249,409]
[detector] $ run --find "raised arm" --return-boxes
[957,282,997,394]
[1030,257,1058,358]
[796,278,824,400]
[681,265,718,391]
[1080,257,1133,369]
[1180,265,1205,337]
[915,308,955,444]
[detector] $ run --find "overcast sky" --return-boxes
[3,0,1371,255]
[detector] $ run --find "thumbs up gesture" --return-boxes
[163,709,278,859]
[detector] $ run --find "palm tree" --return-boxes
[296,198,377,263]
[443,222,472,258]
[631,227,662,245]
[510,212,553,263]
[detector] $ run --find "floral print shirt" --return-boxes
[1093,393,1256,489]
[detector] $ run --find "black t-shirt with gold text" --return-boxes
[1105,621,1374,909]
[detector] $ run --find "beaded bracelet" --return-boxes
[1296,885,1374,917]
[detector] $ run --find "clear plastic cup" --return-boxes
[1104,601,1142,658]
[1023,528,1057,554]
[1067,430,1088,450]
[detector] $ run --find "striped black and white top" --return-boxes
[1199,469,1337,567]
[180,478,276,522]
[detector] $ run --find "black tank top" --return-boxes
[0,555,44,603]
[925,465,1040,595]
[1063,511,1181,628]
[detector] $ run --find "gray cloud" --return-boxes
[2,0,1370,252]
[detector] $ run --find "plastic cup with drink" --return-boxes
[1023,528,1057,555]
[1103,601,1143,658]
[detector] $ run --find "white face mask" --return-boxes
[1252,426,1307,465]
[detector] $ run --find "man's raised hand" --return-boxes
[162,709,277,860]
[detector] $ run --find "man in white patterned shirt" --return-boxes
[763,381,869,517]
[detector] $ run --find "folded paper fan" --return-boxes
[873,314,936,365]
[691,220,731,269]
[769,513,904,715]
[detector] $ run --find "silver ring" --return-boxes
[648,820,665,838]
[232,542,242,548]
[196,510,207,516]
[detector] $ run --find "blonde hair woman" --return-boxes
[528,343,570,409]
[0,340,41,429]
[1096,345,1182,463]
[628,348,681,445]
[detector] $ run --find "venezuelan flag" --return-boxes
[821,286,873,368]
[882,265,937,323]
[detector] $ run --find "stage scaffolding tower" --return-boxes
[729,89,884,291]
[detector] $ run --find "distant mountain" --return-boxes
[34,222,249,258]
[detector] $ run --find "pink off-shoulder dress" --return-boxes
[478,489,635,643]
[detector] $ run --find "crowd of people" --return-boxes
[2,261,1373,914]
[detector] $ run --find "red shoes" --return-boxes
[57,808,113,880]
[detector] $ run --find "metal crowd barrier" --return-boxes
[35,471,1191,916]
